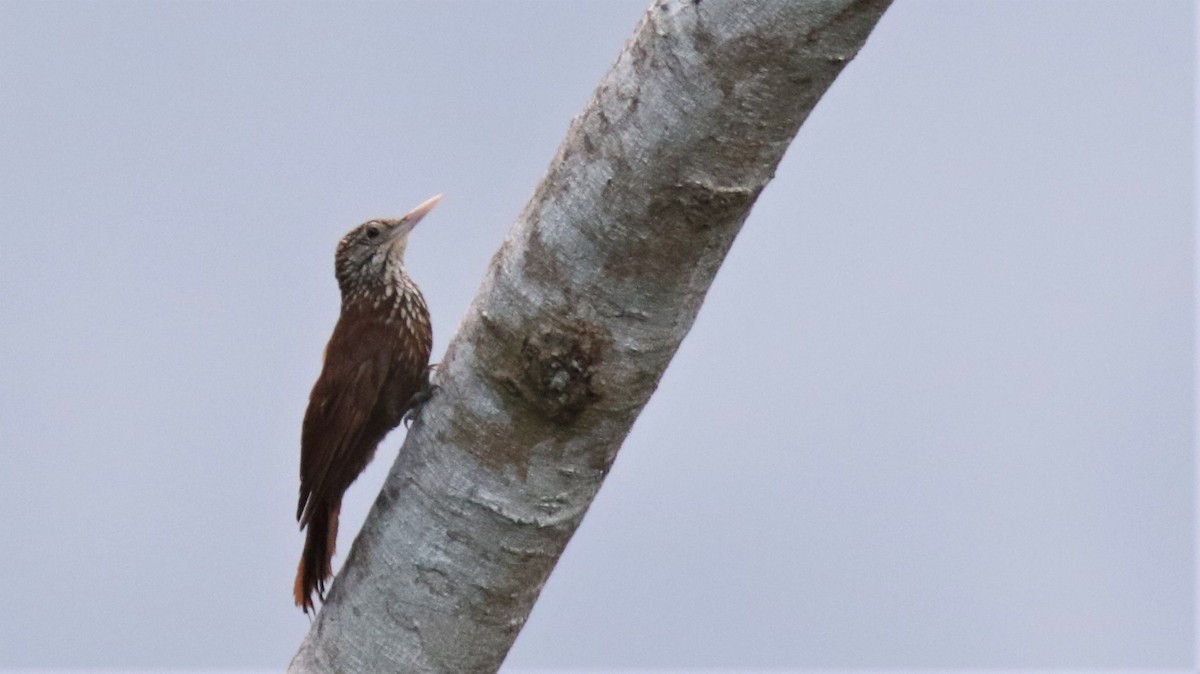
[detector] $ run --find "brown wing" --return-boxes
[297,315,398,526]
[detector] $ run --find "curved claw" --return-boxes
[402,363,441,428]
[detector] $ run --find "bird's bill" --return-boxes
[391,193,443,238]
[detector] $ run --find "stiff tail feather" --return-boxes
[294,500,341,613]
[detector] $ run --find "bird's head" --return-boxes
[334,194,442,291]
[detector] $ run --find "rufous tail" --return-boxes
[294,500,341,613]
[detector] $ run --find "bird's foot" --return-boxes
[402,363,441,428]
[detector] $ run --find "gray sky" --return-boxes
[0,0,1192,669]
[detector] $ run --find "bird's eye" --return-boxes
[365,225,381,240]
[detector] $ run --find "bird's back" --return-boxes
[298,281,432,522]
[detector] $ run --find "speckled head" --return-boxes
[334,194,442,294]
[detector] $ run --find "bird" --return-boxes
[294,194,441,613]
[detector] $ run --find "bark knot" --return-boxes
[515,318,606,423]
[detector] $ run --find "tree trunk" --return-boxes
[289,0,892,671]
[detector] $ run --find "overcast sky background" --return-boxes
[0,0,1193,670]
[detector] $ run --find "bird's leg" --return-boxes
[402,363,440,428]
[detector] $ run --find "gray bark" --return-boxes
[289,0,891,671]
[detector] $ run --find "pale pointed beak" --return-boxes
[390,193,443,239]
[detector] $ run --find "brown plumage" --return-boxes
[294,195,440,613]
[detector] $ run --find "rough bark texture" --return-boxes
[289,1,891,671]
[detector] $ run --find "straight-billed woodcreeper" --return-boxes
[294,195,440,613]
